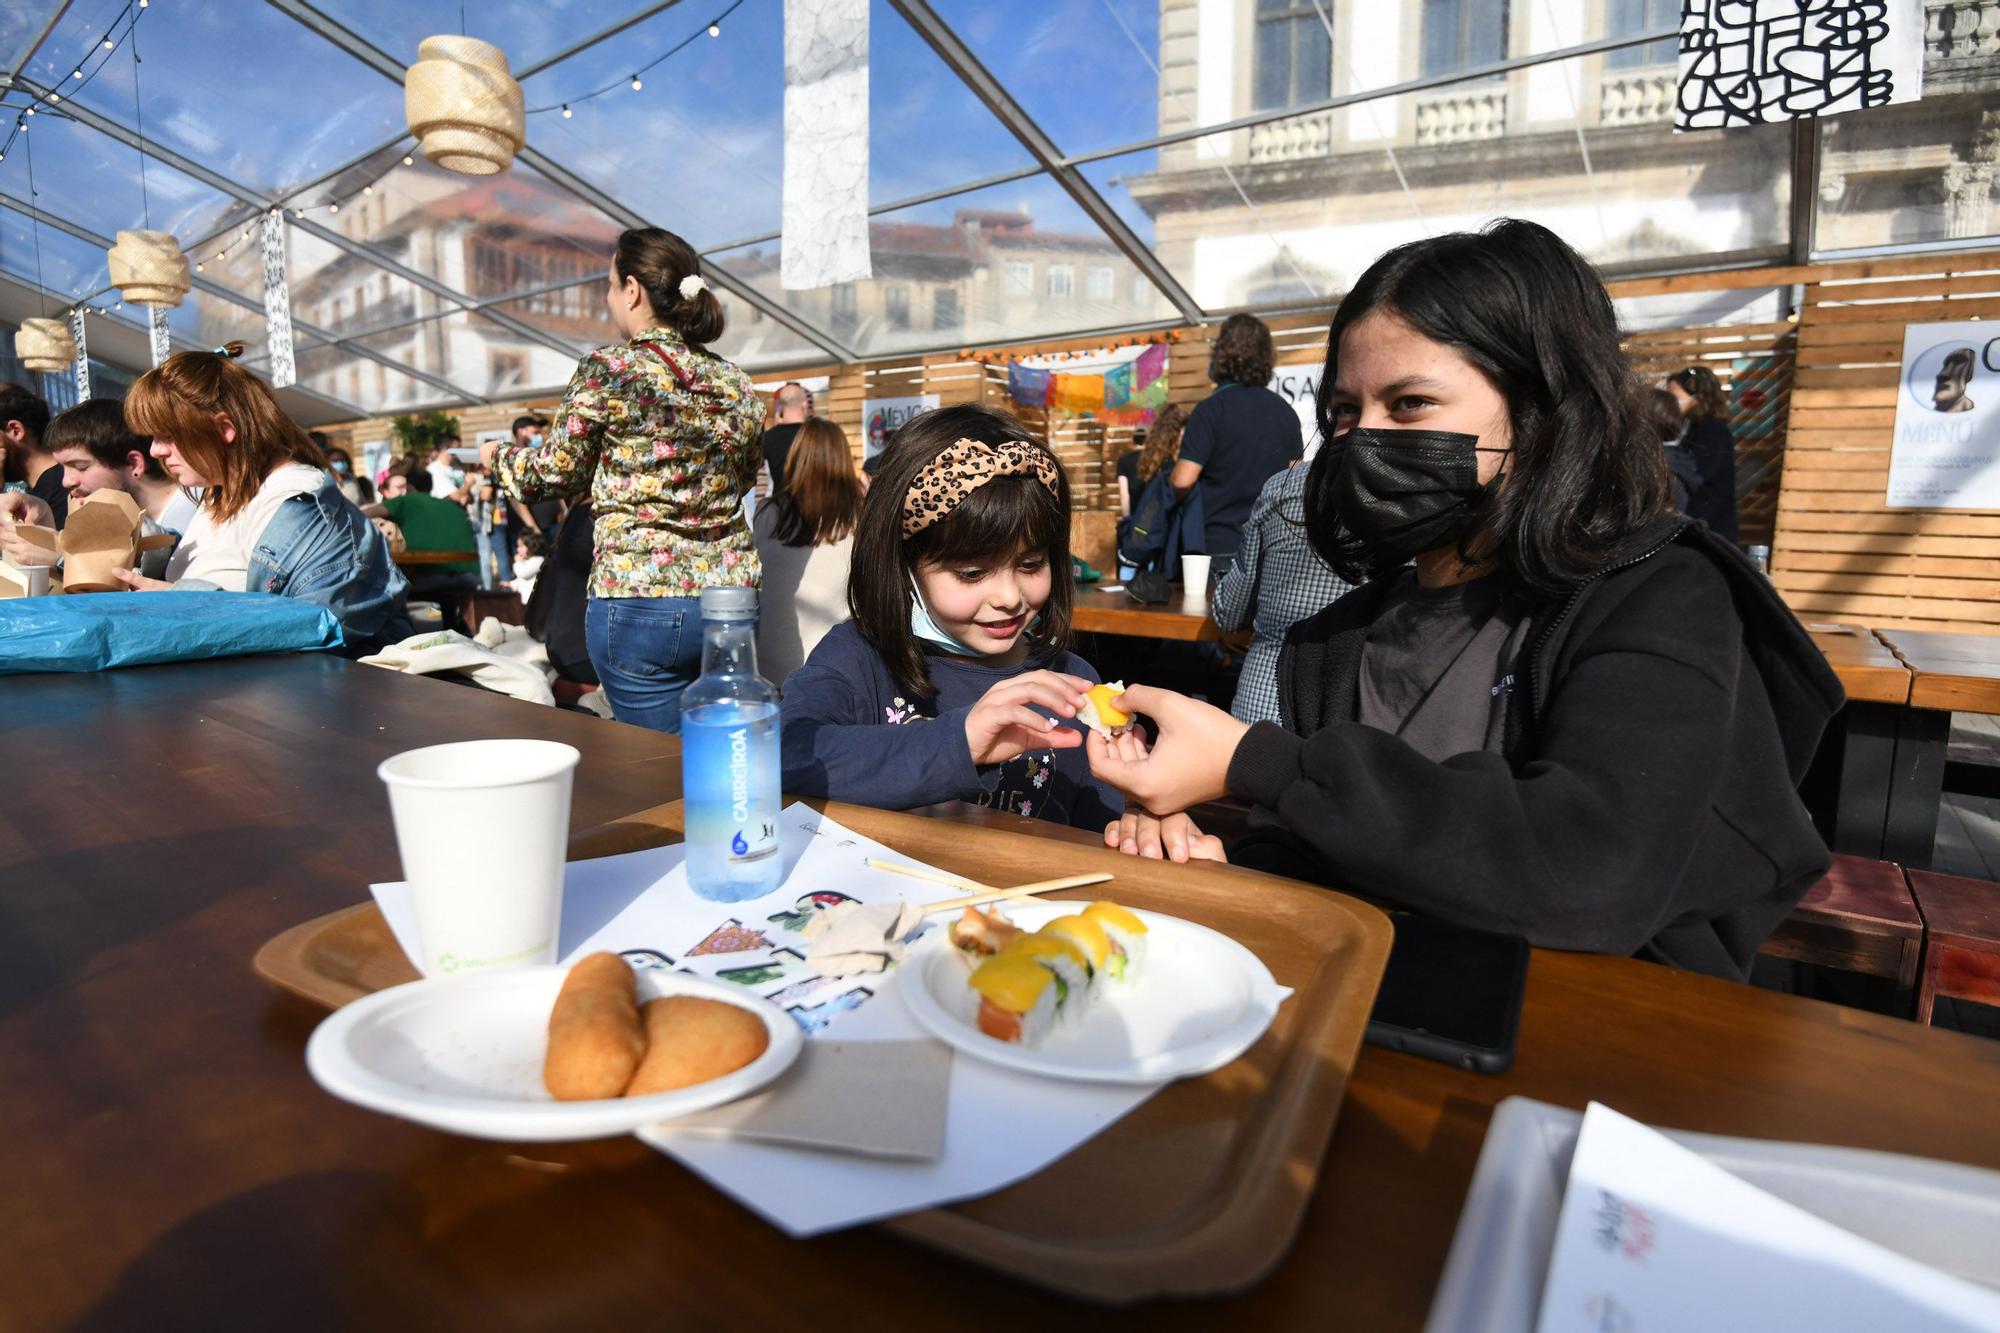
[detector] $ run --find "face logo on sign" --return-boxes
[1908,340,2000,415]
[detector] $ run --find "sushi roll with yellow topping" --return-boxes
[967,952,1058,1045]
[1040,913,1112,982]
[1082,900,1149,981]
[1002,933,1092,1023]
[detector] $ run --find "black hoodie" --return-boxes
[1226,517,1843,980]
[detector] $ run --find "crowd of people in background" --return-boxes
[0,216,1797,978]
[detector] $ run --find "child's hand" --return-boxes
[964,670,1092,767]
[1103,809,1227,863]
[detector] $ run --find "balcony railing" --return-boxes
[1247,111,1336,164]
[1413,85,1507,145]
[1928,0,2000,58]
[1599,68,1677,127]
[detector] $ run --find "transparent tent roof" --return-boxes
[0,0,1993,422]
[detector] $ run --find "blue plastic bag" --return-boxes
[0,591,343,674]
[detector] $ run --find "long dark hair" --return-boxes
[613,227,725,347]
[1136,403,1186,483]
[1304,219,1671,595]
[848,404,1074,698]
[1669,365,1729,421]
[770,417,862,547]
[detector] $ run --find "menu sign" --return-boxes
[1885,320,2000,509]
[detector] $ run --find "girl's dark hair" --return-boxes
[848,403,1074,698]
[1668,364,1729,421]
[1136,403,1186,483]
[1305,218,1672,596]
[614,227,725,347]
[46,397,166,480]
[771,417,863,547]
[1641,387,1684,443]
[1209,313,1275,386]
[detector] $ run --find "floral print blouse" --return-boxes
[493,325,764,601]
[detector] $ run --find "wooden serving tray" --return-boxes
[256,799,1393,1304]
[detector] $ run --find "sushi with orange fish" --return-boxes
[1076,682,1134,739]
[966,951,1059,1044]
[1082,901,1149,981]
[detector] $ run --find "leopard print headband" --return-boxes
[901,438,1062,537]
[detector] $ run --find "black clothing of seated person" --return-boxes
[1085,220,1841,982]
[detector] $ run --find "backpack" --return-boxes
[1116,468,1205,576]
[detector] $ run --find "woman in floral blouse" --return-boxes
[485,226,763,732]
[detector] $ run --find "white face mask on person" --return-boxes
[908,574,983,657]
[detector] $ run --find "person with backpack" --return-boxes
[1116,405,1204,596]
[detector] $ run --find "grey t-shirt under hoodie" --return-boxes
[1357,571,1532,761]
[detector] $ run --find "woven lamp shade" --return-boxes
[107,229,191,308]
[14,317,74,372]
[405,35,524,175]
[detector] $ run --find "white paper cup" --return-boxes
[377,739,580,978]
[1181,554,1212,605]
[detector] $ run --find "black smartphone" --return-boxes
[1364,913,1529,1073]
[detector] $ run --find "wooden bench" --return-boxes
[1906,870,2000,1024]
[1758,853,1923,1015]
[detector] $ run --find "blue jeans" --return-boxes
[478,527,514,589]
[585,596,704,733]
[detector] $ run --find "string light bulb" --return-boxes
[48,93,59,104]
[630,74,642,91]
[328,202,339,213]
[561,103,572,118]
[103,37,114,50]
[362,185,373,195]
[709,23,720,36]
[72,68,83,79]
[402,154,414,165]
[195,262,204,273]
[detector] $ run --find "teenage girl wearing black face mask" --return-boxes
[1086,219,1844,982]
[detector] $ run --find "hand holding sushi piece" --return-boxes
[1085,684,1247,814]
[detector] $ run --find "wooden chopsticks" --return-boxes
[864,857,1113,915]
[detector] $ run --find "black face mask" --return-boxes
[1325,428,1499,564]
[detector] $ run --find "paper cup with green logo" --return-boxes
[377,739,579,978]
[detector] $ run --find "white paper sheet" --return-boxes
[1535,1103,2000,1333]
[370,803,1162,1236]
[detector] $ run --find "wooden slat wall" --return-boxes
[1773,249,2000,633]
[1623,320,1797,548]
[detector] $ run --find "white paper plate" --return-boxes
[899,902,1287,1084]
[306,965,803,1141]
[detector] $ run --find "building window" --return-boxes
[933,286,962,329]
[491,350,527,390]
[1087,266,1115,301]
[1421,0,1508,76]
[1254,1,1332,112]
[1605,0,1677,68]
[1005,260,1035,296]
[831,282,858,336]
[885,284,911,329]
[1047,264,1074,298]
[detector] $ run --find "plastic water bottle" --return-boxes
[680,587,782,902]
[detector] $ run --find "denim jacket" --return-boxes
[181,475,411,656]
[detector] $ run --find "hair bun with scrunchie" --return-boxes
[210,340,247,359]
[678,274,706,301]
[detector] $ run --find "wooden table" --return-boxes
[1816,626,2000,871]
[1072,583,1232,643]
[10,657,2000,1330]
